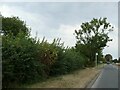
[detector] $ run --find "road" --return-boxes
[91,64,119,88]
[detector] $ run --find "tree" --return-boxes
[118,57,120,63]
[97,49,104,63]
[105,54,112,62]
[75,18,113,65]
[1,16,30,36]
[113,59,118,63]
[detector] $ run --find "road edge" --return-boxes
[85,68,102,88]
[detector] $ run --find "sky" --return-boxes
[0,0,119,2]
[0,2,118,59]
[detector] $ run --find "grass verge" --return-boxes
[25,64,103,88]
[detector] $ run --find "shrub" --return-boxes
[36,38,58,76]
[50,47,86,76]
[2,32,45,87]
[2,16,94,88]
[2,32,88,87]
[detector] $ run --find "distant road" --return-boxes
[91,64,119,88]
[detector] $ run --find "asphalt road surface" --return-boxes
[91,64,119,88]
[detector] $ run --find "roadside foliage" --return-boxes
[1,16,113,88]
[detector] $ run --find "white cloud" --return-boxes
[0,2,118,59]
[0,4,49,38]
[103,27,118,59]
[55,24,80,47]
[0,4,79,47]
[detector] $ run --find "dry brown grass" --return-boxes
[114,63,120,67]
[116,63,120,67]
[118,63,120,66]
[26,66,102,88]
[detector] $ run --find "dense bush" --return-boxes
[2,32,88,87]
[2,16,93,88]
[2,32,45,87]
[75,44,96,67]
[36,38,58,76]
[50,47,87,76]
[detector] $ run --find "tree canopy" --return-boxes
[75,18,113,65]
[1,16,30,36]
[105,54,112,61]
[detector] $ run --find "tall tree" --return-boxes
[75,18,113,65]
[1,16,30,36]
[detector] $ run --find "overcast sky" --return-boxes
[0,2,118,59]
